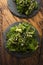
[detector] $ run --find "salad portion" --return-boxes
[6,22,39,53]
[13,0,38,16]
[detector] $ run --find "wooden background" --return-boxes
[0,0,43,65]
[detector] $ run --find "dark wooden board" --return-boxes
[0,0,43,65]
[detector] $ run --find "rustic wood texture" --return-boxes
[0,0,43,65]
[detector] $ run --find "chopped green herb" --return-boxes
[13,0,38,16]
[6,22,39,53]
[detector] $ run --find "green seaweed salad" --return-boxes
[13,0,38,16]
[6,22,39,53]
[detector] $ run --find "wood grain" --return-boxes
[0,0,43,65]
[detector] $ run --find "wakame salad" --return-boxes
[6,22,39,53]
[13,0,38,16]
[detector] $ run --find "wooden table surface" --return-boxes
[0,0,43,65]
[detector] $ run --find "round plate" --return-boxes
[3,22,40,58]
[7,0,41,18]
